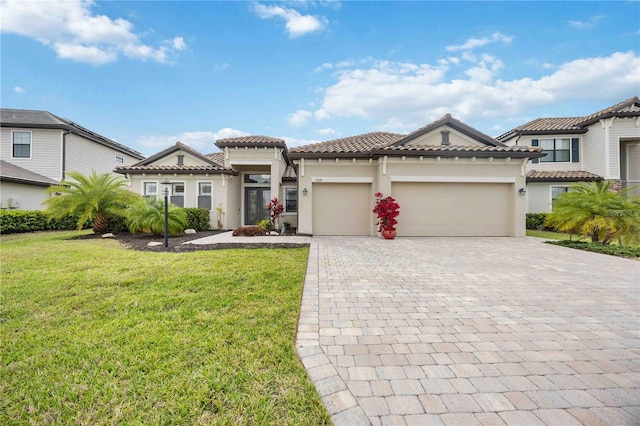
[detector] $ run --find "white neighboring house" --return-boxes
[0,109,145,210]
[497,97,640,212]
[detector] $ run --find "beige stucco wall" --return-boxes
[407,126,486,147]
[0,181,51,211]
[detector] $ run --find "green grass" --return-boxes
[546,240,640,259]
[526,229,579,241]
[1,231,331,425]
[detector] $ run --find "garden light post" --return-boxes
[161,178,171,248]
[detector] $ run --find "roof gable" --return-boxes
[393,114,504,148]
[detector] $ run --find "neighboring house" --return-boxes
[290,114,542,237]
[497,97,640,212]
[115,139,298,230]
[1,108,145,210]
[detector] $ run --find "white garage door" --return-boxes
[392,182,512,236]
[312,183,371,235]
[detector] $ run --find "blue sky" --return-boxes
[2,0,639,156]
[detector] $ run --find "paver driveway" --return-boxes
[296,237,640,426]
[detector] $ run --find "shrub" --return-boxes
[232,226,264,237]
[546,240,640,259]
[526,213,549,230]
[0,210,92,234]
[125,198,187,236]
[267,198,285,229]
[373,192,400,232]
[183,208,210,231]
[258,219,273,231]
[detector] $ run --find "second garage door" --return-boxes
[312,183,371,235]
[392,182,512,236]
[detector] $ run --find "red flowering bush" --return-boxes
[267,197,284,229]
[373,192,400,232]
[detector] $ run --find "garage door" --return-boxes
[392,182,512,236]
[312,183,371,235]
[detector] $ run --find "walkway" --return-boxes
[296,237,639,425]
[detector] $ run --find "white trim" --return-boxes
[311,177,374,183]
[284,187,297,213]
[11,130,32,159]
[549,185,570,210]
[115,153,125,164]
[390,176,516,183]
[196,180,213,210]
[142,180,159,198]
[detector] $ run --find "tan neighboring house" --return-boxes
[115,138,298,230]
[497,97,640,212]
[1,108,145,210]
[289,114,543,237]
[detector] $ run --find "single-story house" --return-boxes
[118,114,543,237]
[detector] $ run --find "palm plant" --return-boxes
[45,171,139,234]
[125,197,187,236]
[545,181,640,245]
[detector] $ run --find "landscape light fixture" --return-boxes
[161,178,172,247]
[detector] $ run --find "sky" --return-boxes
[1,0,639,156]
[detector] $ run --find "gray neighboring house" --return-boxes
[497,97,640,212]
[1,108,145,210]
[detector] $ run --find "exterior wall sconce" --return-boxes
[519,187,526,195]
[302,188,308,195]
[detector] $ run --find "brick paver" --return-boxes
[296,236,640,425]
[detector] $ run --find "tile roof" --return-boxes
[116,142,236,174]
[393,114,504,147]
[0,160,58,186]
[1,108,145,159]
[215,135,287,148]
[283,164,297,180]
[378,144,542,154]
[496,96,640,141]
[526,170,603,182]
[290,132,405,154]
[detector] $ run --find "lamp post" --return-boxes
[161,178,171,247]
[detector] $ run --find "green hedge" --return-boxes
[183,208,210,231]
[0,210,91,234]
[546,240,640,259]
[526,213,550,230]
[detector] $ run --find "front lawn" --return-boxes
[1,231,330,425]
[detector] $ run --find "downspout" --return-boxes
[62,131,71,180]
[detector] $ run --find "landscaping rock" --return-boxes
[148,242,163,247]
[102,233,115,239]
[269,231,279,236]
[184,229,196,234]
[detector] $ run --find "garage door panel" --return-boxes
[393,182,511,236]
[313,183,371,235]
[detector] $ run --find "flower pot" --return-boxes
[381,228,397,240]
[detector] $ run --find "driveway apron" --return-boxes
[296,236,640,426]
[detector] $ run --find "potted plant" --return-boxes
[373,192,400,239]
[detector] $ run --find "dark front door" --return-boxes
[245,187,271,225]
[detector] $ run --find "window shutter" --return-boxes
[531,139,539,164]
[571,138,579,163]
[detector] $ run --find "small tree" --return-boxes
[125,197,187,236]
[373,192,400,232]
[45,171,139,234]
[267,197,284,229]
[545,181,640,245]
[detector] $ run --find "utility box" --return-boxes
[8,198,20,209]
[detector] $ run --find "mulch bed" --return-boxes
[73,230,308,252]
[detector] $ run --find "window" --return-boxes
[172,183,185,195]
[198,182,212,210]
[244,174,271,184]
[285,187,297,212]
[540,138,570,162]
[115,153,124,164]
[177,155,184,165]
[12,131,31,158]
[551,186,570,208]
[143,182,157,197]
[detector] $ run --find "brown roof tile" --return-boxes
[283,164,297,180]
[115,164,235,174]
[576,96,640,126]
[215,135,286,148]
[290,132,405,154]
[394,114,504,147]
[204,152,225,167]
[379,144,541,154]
[526,170,603,182]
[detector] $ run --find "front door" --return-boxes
[245,187,271,225]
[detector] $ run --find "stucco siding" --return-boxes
[153,150,212,167]
[66,133,139,177]
[0,181,51,210]
[406,126,485,147]
[1,128,62,180]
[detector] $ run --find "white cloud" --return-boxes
[567,15,605,29]
[136,128,250,153]
[446,32,513,52]
[281,136,321,148]
[311,51,639,132]
[0,0,186,65]
[287,109,312,126]
[13,86,26,93]
[317,127,337,135]
[253,3,327,38]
